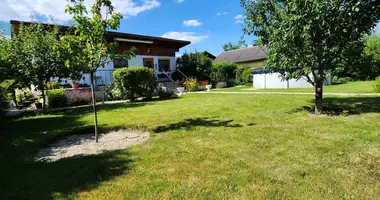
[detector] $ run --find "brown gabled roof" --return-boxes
[214,46,268,63]
[10,20,191,49]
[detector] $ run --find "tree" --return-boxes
[363,34,380,78]
[222,36,248,51]
[253,37,264,46]
[0,30,10,103]
[241,0,380,114]
[63,0,134,142]
[0,29,9,83]
[7,22,67,112]
[176,52,212,81]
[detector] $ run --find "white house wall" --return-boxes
[128,55,176,72]
[56,55,177,86]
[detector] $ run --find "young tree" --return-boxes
[241,0,380,114]
[63,0,134,142]
[7,23,66,112]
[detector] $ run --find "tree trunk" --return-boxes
[314,78,323,115]
[41,83,47,113]
[11,89,17,106]
[90,72,99,143]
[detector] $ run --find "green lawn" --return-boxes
[214,81,376,93]
[1,94,380,199]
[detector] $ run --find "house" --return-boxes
[213,46,267,68]
[10,20,191,86]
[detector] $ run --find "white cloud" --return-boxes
[0,0,161,22]
[216,12,228,16]
[176,0,185,3]
[0,35,10,40]
[161,32,209,44]
[183,19,202,27]
[235,15,243,20]
[234,14,244,24]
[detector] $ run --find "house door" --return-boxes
[143,58,154,69]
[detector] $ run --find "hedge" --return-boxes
[211,62,238,86]
[47,89,103,108]
[113,67,157,101]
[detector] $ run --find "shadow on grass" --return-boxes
[153,117,244,133]
[290,97,380,116]
[1,150,132,200]
[0,101,153,199]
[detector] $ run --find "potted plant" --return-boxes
[72,81,80,90]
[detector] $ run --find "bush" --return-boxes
[235,65,251,85]
[211,62,238,85]
[373,77,380,92]
[333,76,353,84]
[46,80,61,90]
[242,68,254,85]
[216,82,228,88]
[245,82,253,87]
[183,77,199,92]
[47,89,68,108]
[65,90,92,106]
[114,67,157,101]
[156,87,176,99]
[200,80,209,87]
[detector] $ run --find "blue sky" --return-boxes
[1,0,379,57]
[0,0,255,57]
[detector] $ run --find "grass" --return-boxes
[1,94,380,199]
[214,81,375,93]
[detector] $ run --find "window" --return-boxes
[113,59,128,68]
[143,58,154,68]
[158,59,170,72]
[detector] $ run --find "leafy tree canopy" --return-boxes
[176,52,213,81]
[5,22,69,111]
[241,0,380,114]
[222,36,249,51]
[364,34,380,62]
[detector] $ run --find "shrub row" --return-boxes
[211,61,254,87]
[47,89,104,108]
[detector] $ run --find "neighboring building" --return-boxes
[252,70,332,89]
[203,51,216,60]
[214,46,333,89]
[10,20,191,86]
[213,46,267,68]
